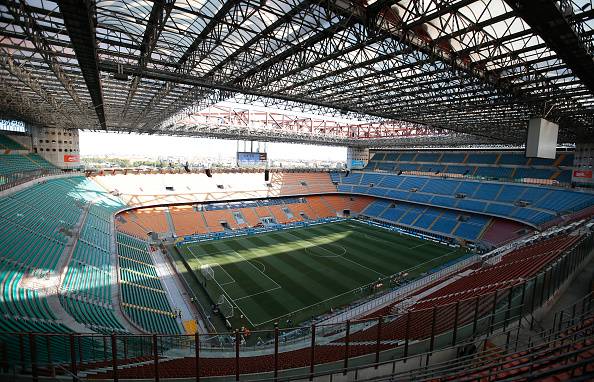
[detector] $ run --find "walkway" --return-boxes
[150,247,207,333]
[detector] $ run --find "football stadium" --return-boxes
[1,0,594,381]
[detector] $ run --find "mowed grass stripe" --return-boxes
[352,225,467,275]
[201,240,278,299]
[184,235,316,324]
[346,221,445,253]
[249,234,350,296]
[302,224,407,272]
[343,222,462,269]
[265,230,374,289]
[203,238,292,321]
[296,224,405,275]
[247,233,384,325]
[281,228,387,279]
[224,236,326,322]
[189,240,273,298]
[185,246,236,284]
[179,221,469,328]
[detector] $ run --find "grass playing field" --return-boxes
[175,220,467,330]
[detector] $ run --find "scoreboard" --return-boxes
[237,152,267,166]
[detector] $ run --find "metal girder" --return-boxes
[57,0,106,129]
[0,76,57,127]
[504,0,594,95]
[177,104,451,139]
[134,0,259,128]
[129,122,487,147]
[122,0,175,117]
[2,0,594,145]
[165,105,487,147]
[145,0,316,129]
[4,0,91,121]
[0,50,80,127]
[145,0,326,130]
[99,59,389,119]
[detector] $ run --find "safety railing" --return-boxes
[0,168,72,192]
[0,231,591,381]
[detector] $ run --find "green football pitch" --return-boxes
[176,220,467,329]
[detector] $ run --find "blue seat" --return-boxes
[454,223,484,241]
[466,153,497,164]
[499,153,528,165]
[473,184,502,200]
[431,218,458,234]
[441,153,466,163]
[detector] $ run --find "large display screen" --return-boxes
[237,152,267,165]
[350,160,366,169]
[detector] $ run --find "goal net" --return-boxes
[217,294,234,318]
[201,264,215,280]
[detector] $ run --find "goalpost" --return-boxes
[198,263,235,319]
[200,264,214,280]
[217,294,234,318]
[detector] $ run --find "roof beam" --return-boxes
[134,0,250,125]
[122,0,175,117]
[5,0,91,121]
[57,0,107,129]
[0,51,79,127]
[504,0,594,95]
[99,59,517,142]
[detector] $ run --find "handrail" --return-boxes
[0,168,79,192]
[0,216,591,381]
[250,303,594,382]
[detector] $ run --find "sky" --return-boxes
[79,131,347,162]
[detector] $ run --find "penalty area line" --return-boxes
[233,286,282,302]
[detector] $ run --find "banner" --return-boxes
[573,170,592,179]
[350,160,366,169]
[64,154,79,163]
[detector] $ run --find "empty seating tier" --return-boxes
[0,153,56,176]
[334,172,594,227]
[365,150,574,184]
[0,134,25,150]
[117,233,181,334]
[0,177,129,363]
[120,196,368,239]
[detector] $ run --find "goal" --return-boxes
[201,264,214,280]
[217,294,234,318]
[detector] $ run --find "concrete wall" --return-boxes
[573,143,594,186]
[347,146,369,170]
[31,126,80,169]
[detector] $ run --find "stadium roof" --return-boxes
[0,0,593,146]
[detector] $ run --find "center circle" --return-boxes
[305,243,347,258]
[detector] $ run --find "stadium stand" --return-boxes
[91,171,339,207]
[0,134,25,150]
[335,172,594,227]
[117,233,181,334]
[59,180,128,334]
[272,172,337,194]
[0,153,56,176]
[365,150,574,184]
[0,177,128,364]
[85,231,591,380]
[360,200,493,242]
[0,169,591,380]
[3,1,594,379]
[481,220,529,246]
[121,196,373,238]
[346,233,585,343]
[169,205,209,236]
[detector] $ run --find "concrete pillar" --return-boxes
[31,126,80,169]
[347,146,369,170]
